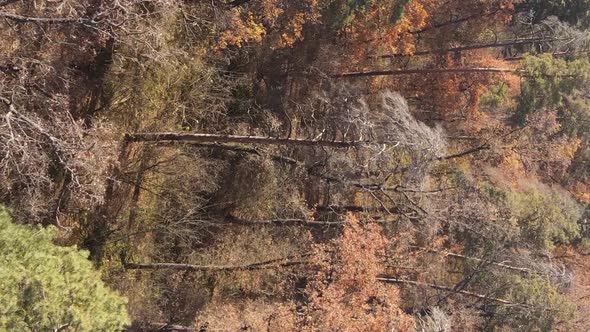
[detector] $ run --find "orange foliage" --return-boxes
[392,53,513,129]
[218,11,266,49]
[572,181,590,203]
[217,0,325,49]
[196,299,298,331]
[348,0,437,59]
[305,214,414,331]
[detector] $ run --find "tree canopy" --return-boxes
[0,207,129,331]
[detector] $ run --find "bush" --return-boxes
[505,186,582,250]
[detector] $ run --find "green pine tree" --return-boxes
[0,206,129,331]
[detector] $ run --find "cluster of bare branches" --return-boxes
[0,97,116,224]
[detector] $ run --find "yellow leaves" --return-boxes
[218,11,266,49]
[559,137,581,160]
[356,0,435,56]
[217,0,325,49]
[276,13,306,49]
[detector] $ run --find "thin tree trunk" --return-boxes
[222,215,397,227]
[227,0,252,6]
[124,255,310,272]
[411,9,503,34]
[504,51,568,61]
[223,215,345,227]
[378,276,520,306]
[0,11,90,24]
[409,246,538,275]
[124,132,369,148]
[152,141,299,165]
[373,38,561,59]
[391,143,490,175]
[126,322,194,332]
[315,205,403,215]
[331,67,522,79]
[436,143,490,161]
[127,152,150,229]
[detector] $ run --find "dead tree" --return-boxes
[378,276,522,306]
[124,132,369,148]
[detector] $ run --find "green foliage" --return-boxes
[516,54,590,123]
[505,186,582,250]
[326,0,410,29]
[326,0,367,29]
[0,207,129,331]
[560,94,590,180]
[480,81,509,110]
[390,0,412,24]
[498,274,575,331]
[579,238,590,254]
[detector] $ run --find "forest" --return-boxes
[1,0,590,331]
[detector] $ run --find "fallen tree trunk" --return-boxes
[0,11,91,24]
[409,246,538,275]
[124,132,370,148]
[223,215,344,227]
[151,141,300,165]
[377,276,520,306]
[373,38,561,59]
[124,255,310,272]
[331,67,522,79]
[221,215,398,227]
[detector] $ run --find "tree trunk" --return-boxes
[223,215,345,227]
[227,0,252,7]
[331,67,522,79]
[373,38,561,59]
[436,143,490,161]
[411,9,504,34]
[408,246,538,275]
[150,141,299,165]
[378,276,520,306]
[124,132,368,148]
[504,51,568,61]
[124,255,310,272]
[221,215,397,227]
[126,322,194,332]
[0,11,90,24]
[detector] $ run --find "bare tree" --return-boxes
[0,97,116,224]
